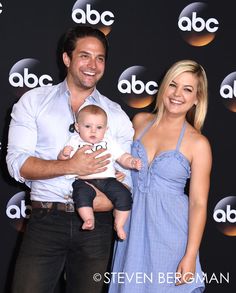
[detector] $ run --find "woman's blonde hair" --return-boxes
[153,59,208,132]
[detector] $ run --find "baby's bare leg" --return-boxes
[78,207,95,230]
[113,210,130,240]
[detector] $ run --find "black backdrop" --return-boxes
[0,1,236,292]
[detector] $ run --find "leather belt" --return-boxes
[31,200,75,213]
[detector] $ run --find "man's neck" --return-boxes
[66,81,96,113]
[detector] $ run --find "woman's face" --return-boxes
[162,71,199,116]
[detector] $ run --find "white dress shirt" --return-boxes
[6,80,134,202]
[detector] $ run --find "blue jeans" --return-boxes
[12,208,114,293]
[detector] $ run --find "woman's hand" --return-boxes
[175,254,196,285]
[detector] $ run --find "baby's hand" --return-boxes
[58,145,74,160]
[63,145,74,157]
[131,158,142,170]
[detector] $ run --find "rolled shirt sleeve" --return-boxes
[6,81,134,201]
[6,91,38,185]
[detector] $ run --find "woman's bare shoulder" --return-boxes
[186,124,212,157]
[132,112,155,130]
[132,112,156,139]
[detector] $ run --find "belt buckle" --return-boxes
[41,202,53,209]
[65,202,75,213]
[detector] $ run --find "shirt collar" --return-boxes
[87,88,100,103]
[59,79,100,103]
[58,79,70,97]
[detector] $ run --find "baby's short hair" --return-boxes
[76,105,107,122]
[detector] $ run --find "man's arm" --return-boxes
[6,90,110,183]
[20,147,111,180]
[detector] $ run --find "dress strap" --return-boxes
[176,121,187,151]
[137,118,156,140]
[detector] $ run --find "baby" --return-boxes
[58,105,141,240]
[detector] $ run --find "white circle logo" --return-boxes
[178,2,219,46]
[220,72,236,112]
[6,191,32,232]
[117,66,158,109]
[9,58,53,97]
[213,196,236,236]
[72,0,114,35]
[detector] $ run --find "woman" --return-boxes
[109,60,212,293]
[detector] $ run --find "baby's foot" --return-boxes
[114,224,126,240]
[82,219,95,230]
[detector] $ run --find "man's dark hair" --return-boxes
[62,25,109,61]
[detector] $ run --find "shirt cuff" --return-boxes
[9,153,31,183]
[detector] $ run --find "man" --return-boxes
[6,26,134,293]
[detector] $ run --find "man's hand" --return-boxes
[69,145,111,176]
[19,145,111,180]
[115,170,125,182]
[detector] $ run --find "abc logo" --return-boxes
[220,72,236,112]
[9,68,53,88]
[6,191,32,232]
[178,2,219,46]
[118,66,158,109]
[213,196,236,236]
[9,58,53,98]
[72,1,114,35]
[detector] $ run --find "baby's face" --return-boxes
[76,113,107,144]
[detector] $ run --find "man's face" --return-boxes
[63,36,106,91]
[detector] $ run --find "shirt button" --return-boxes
[64,195,69,199]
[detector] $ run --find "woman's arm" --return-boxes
[176,135,212,285]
